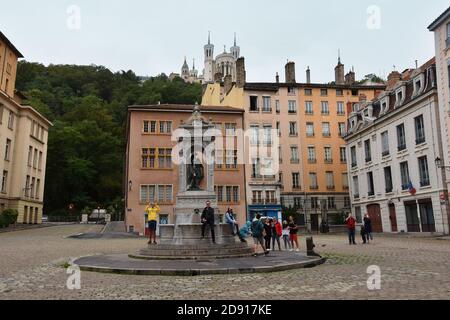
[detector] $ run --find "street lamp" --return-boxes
[128,180,133,191]
[435,157,450,169]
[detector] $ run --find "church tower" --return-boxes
[181,57,190,81]
[204,32,214,83]
[230,33,240,60]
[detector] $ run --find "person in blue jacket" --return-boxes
[238,221,252,243]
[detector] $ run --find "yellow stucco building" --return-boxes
[0,31,52,223]
[202,58,385,230]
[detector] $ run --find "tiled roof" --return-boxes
[428,6,450,31]
[128,104,244,113]
[244,82,385,92]
[0,31,24,58]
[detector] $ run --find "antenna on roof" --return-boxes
[415,60,418,69]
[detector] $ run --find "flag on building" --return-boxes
[408,181,417,195]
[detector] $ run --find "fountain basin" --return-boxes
[160,223,236,245]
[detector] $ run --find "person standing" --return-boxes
[361,224,367,244]
[345,213,357,245]
[145,202,160,245]
[364,214,373,243]
[272,218,282,251]
[264,218,273,251]
[288,216,300,252]
[201,201,216,244]
[238,221,252,243]
[282,221,292,251]
[251,214,268,256]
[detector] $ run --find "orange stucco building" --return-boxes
[125,104,246,235]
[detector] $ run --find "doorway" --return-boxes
[389,203,398,232]
[366,204,383,233]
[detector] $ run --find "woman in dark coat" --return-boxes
[363,214,373,243]
[264,218,273,251]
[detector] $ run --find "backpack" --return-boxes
[251,220,263,237]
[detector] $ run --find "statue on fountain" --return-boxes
[186,152,204,191]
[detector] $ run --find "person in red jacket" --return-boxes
[271,218,282,251]
[345,213,357,245]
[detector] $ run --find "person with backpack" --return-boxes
[251,214,268,256]
[264,218,273,251]
[364,214,373,243]
[272,218,282,251]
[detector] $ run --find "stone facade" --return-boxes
[345,59,450,234]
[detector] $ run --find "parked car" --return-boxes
[42,215,49,223]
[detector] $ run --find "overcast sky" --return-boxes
[1,0,448,83]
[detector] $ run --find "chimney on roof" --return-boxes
[276,72,280,83]
[285,61,296,83]
[224,74,233,93]
[236,57,246,88]
[306,66,311,84]
[214,72,223,83]
[386,71,402,90]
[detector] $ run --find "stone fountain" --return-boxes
[134,105,252,260]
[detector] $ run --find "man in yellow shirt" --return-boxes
[145,202,160,245]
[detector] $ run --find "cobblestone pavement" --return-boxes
[0,225,449,300]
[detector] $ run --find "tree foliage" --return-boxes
[16,61,202,215]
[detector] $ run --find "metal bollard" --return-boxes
[306,236,321,257]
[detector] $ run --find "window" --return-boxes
[287,87,296,95]
[266,190,276,204]
[447,23,450,47]
[233,186,239,203]
[309,173,318,189]
[414,115,426,145]
[400,161,410,190]
[263,125,272,146]
[159,121,172,134]
[342,173,349,189]
[306,123,314,137]
[27,146,33,167]
[225,150,237,169]
[33,149,38,168]
[308,146,316,163]
[290,146,299,163]
[262,96,271,112]
[288,100,297,113]
[344,197,351,208]
[414,79,422,95]
[25,176,30,197]
[292,173,300,189]
[38,151,43,170]
[337,102,345,115]
[31,121,35,136]
[304,89,312,96]
[226,186,232,203]
[320,89,328,96]
[250,125,259,145]
[217,186,224,202]
[305,101,313,114]
[381,131,390,156]
[336,89,344,97]
[364,140,372,163]
[4,139,11,161]
[289,122,298,136]
[328,197,336,209]
[351,146,357,168]
[321,101,329,115]
[311,197,319,210]
[340,147,347,163]
[367,172,375,196]
[326,172,334,189]
[338,123,346,137]
[7,112,14,130]
[276,122,281,137]
[418,156,430,187]
[31,178,35,199]
[324,147,332,163]
[1,171,7,193]
[35,179,40,199]
[275,100,280,113]
[225,123,236,136]
[384,167,393,193]
[353,176,359,198]
[397,124,406,151]
[352,89,358,96]
[396,90,403,105]
[250,96,258,111]
[143,121,149,133]
[142,148,172,169]
[252,191,263,204]
[322,122,330,137]
[252,158,261,178]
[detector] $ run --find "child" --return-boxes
[361,225,367,244]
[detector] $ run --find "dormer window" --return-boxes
[394,85,406,108]
[353,103,360,112]
[412,74,425,97]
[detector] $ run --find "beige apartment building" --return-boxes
[0,31,52,223]
[202,57,385,230]
[429,7,450,194]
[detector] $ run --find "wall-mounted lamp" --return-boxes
[129,180,133,191]
[435,157,450,169]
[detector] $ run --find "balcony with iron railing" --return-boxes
[420,179,430,187]
[252,199,279,205]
